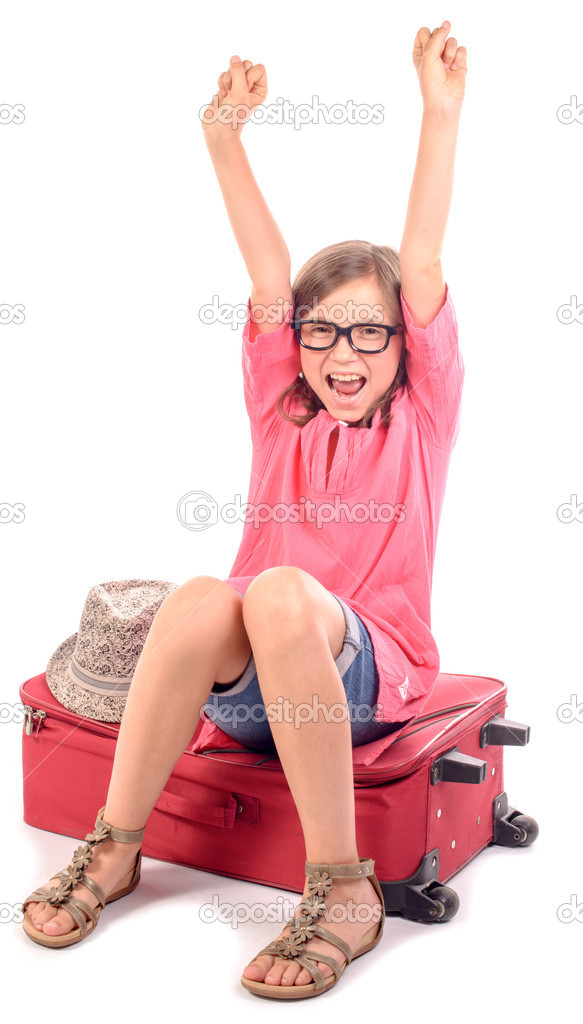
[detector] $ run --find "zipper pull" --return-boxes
[34,710,47,737]
[23,705,34,736]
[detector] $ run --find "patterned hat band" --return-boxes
[67,657,134,696]
[46,580,179,723]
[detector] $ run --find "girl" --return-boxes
[22,21,467,1001]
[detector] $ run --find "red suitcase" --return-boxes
[20,669,538,923]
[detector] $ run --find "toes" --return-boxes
[294,967,314,985]
[28,902,57,927]
[41,909,76,935]
[280,962,303,986]
[243,954,275,980]
[243,953,290,986]
[264,959,288,985]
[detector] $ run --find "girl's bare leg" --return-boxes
[27,576,252,935]
[240,566,383,988]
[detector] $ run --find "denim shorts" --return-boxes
[201,593,408,753]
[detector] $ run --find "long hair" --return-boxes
[276,240,407,430]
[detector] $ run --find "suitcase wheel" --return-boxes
[492,793,540,847]
[424,884,460,923]
[502,813,539,847]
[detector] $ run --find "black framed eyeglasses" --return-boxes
[291,317,403,354]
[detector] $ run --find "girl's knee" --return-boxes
[242,566,318,632]
[158,576,243,637]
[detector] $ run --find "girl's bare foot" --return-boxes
[242,874,383,987]
[25,838,142,935]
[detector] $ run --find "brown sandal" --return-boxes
[240,856,385,999]
[22,805,147,948]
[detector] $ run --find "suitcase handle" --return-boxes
[155,787,248,829]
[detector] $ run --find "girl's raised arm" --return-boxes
[399,21,468,328]
[201,57,292,333]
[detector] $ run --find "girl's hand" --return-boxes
[412,20,467,117]
[200,56,268,142]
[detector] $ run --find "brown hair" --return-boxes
[276,240,407,430]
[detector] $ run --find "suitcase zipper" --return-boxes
[20,700,121,740]
[22,705,47,737]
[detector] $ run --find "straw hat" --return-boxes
[45,579,179,722]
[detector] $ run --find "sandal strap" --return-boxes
[95,806,147,844]
[310,923,353,963]
[304,856,375,879]
[296,948,343,981]
[74,872,106,908]
[58,898,90,935]
[66,896,99,928]
[291,955,327,990]
[23,886,57,907]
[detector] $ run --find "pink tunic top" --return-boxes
[192,283,464,765]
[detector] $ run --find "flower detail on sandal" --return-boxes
[306,870,333,897]
[85,824,112,844]
[72,844,94,870]
[45,881,73,906]
[289,918,319,943]
[299,893,328,918]
[273,934,306,958]
[58,864,83,885]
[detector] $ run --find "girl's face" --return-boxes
[299,276,403,423]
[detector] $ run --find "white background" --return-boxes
[2,0,581,1017]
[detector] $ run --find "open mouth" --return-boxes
[326,374,367,402]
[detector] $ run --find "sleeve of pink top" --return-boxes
[241,296,303,451]
[399,282,465,450]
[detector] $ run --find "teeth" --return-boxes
[329,373,364,381]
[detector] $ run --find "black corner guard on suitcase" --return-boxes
[380,787,540,925]
[381,709,539,924]
[430,747,487,784]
